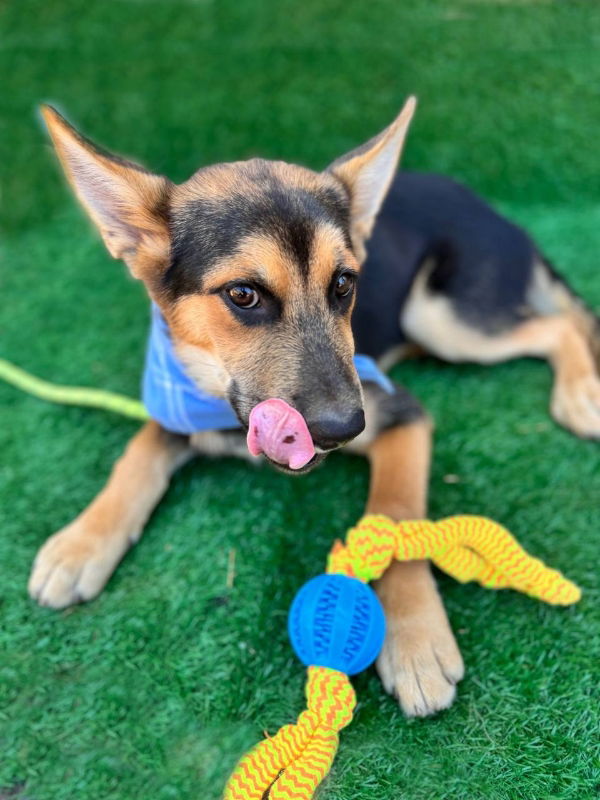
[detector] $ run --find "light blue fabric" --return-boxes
[352,353,395,395]
[142,304,394,435]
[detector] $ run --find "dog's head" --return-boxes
[42,99,415,472]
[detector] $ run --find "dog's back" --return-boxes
[353,172,538,360]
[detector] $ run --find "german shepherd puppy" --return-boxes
[30,98,600,717]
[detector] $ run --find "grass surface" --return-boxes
[1,1,599,798]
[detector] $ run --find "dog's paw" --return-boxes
[28,524,125,609]
[551,374,600,439]
[376,616,464,717]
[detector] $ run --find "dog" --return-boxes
[29,97,600,718]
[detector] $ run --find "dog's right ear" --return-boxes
[327,96,416,260]
[41,106,171,280]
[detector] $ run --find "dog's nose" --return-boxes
[308,408,365,450]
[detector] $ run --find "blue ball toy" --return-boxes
[288,573,386,676]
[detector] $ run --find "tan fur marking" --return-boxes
[514,316,600,437]
[165,293,244,397]
[172,158,346,210]
[366,419,431,519]
[401,268,519,362]
[199,233,294,297]
[365,420,464,716]
[309,223,359,288]
[29,422,192,608]
[528,260,600,356]
[172,163,250,206]
[190,429,255,461]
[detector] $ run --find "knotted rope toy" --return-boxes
[224,514,581,799]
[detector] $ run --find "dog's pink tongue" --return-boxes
[247,398,315,470]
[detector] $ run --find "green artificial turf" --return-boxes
[1,1,599,798]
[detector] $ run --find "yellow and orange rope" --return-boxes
[224,513,581,799]
[225,667,355,799]
[329,514,581,605]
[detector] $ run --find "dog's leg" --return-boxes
[402,267,600,438]
[29,421,193,608]
[515,315,600,438]
[347,386,464,716]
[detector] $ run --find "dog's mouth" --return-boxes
[263,451,327,475]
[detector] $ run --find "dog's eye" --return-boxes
[227,285,260,308]
[334,273,355,298]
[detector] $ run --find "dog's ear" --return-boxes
[41,105,171,280]
[328,96,416,257]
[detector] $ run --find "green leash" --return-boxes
[0,357,149,421]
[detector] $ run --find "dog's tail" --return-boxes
[531,255,600,364]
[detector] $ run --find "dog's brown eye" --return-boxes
[335,273,355,298]
[228,285,260,308]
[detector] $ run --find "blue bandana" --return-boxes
[142,304,394,435]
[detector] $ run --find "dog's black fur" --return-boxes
[354,172,570,356]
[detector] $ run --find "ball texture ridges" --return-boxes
[288,573,386,675]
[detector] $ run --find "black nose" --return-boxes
[308,408,365,450]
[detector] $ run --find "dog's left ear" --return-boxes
[41,105,172,282]
[328,96,416,257]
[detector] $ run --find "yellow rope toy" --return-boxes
[0,358,582,798]
[224,513,581,799]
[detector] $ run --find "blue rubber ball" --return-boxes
[288,573,386,676]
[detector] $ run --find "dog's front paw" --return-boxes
[28,524,126,609]
[551,374,600,439]
[376,613,464,717]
